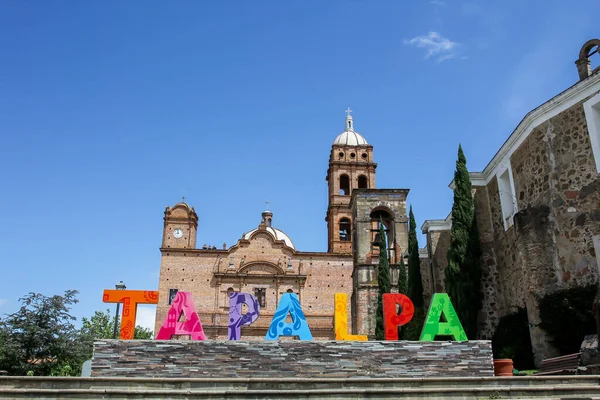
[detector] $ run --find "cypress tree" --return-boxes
[445,145,482,339]
[375,219,391,340]
[398,256,407,295]
[407,206,424,308]
[397,256,408,339]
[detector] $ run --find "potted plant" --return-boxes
[494,346,515,376]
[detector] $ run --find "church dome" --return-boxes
[334,130,368,146]
[333,108,368,146]
[242,210,295,250]
[243,227,295,250]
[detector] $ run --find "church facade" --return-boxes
[154,112,410,339]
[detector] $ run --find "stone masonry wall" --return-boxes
[477,96,600,364]
[426,229,450,295]
[473,186,505,339]
[92,339,493,378]
[420,254,433,307]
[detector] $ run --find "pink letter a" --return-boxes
[156,291,207,340]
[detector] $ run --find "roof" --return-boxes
[243,227,295,250]
[333,130,368,146]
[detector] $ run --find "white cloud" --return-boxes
[136,305,156,333]
[405,32,461,63]
[0,299,7,308]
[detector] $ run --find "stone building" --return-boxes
[421,39,600,364]
[154,111,410,339]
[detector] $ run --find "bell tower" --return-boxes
[325,109,377,253]
[162,201,198,249]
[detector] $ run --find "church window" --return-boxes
[340,174,350,195]
[350,152,356,158]
[286,289,294,293]
[584,92,600,172]
[358,175,368,189]
[168,289,178,305]
[338,151,344,159]
[339,218,351,241]
[497,164,517,230]
[254,288,266,308]
[362,152,368,160]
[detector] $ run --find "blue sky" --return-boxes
[0,1,598,330]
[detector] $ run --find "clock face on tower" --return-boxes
[173,228,184,239]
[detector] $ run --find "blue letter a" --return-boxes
[265,293,313,340]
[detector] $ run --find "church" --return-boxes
[154,39,600,361]
[154,111,410,339]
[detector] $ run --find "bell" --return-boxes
[372,232,382,246]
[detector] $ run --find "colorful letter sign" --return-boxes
[102,290,159,339]
[228,292,260,340]
[383,293,415,340]
[266,293,313,340]
[334,293,367,341]
[156,291,207,340]
[420,293,467,341]
[101,286,468,342]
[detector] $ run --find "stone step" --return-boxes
[2,375,600,391]
[1,385,600,399]
[1,376,600,399]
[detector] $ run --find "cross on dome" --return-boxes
[345,107,354,132]
[333,108,368,145]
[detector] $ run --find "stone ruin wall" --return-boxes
[473,185,506,340]
[476,97,600,363]
[423,229,451,303]
[419,254,433,307]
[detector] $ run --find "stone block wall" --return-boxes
[91,340,493,378]
[423,228,450,296]
[474,95,600,364]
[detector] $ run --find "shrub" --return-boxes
[539,284,597,355]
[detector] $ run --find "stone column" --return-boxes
[514,205,560,366]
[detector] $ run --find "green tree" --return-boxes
[80,310,114,340]
[397,256,408,339]
[375,219,391,340]
[397,256,407,295]
[79,309,153,362]
[134,325,153,339]
[81,309,153,339]
[407,206,424,308]
[445,145,482,339]
[0,291,87,376]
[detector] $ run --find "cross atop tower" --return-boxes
[265,200,270,211]
[345,107,353,117]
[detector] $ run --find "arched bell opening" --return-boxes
[339,174,350,195]
[369,207,396,263]
[358,175,368,189]
[339,218,351,242]
[576,39,600,80]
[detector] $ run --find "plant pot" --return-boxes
[494,358,514,376]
